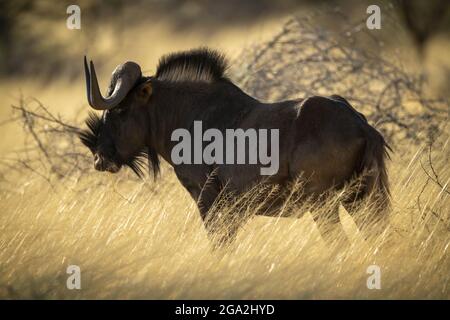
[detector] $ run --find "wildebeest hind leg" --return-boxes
[312,204,349,247]
[342,198,389,241]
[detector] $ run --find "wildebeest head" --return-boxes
[80,49,227,177]
[79,57,155,178]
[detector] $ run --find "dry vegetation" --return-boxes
[0,9,449,299]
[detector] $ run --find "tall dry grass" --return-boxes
[0,135,448,299]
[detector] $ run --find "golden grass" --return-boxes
[0,134,448,299]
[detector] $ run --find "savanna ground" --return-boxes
[0,1,449,299]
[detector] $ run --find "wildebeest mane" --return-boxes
[155,48,228,83]
[78,112,160,179]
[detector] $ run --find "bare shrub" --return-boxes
[233,12,448,143]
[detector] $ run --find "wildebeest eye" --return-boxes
[79,112,103,151]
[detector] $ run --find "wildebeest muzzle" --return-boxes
[94,153,121,173]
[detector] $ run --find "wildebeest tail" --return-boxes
[353,125,391,215]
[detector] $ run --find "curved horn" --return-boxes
[84,57,142,110]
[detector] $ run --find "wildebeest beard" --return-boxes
[78,112,160,179]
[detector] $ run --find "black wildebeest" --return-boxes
[80,48,390,247]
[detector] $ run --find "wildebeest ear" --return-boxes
[137,80,152,99]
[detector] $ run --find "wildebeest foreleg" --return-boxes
[175,167,243,248]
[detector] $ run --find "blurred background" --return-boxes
[1,1,449,78]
